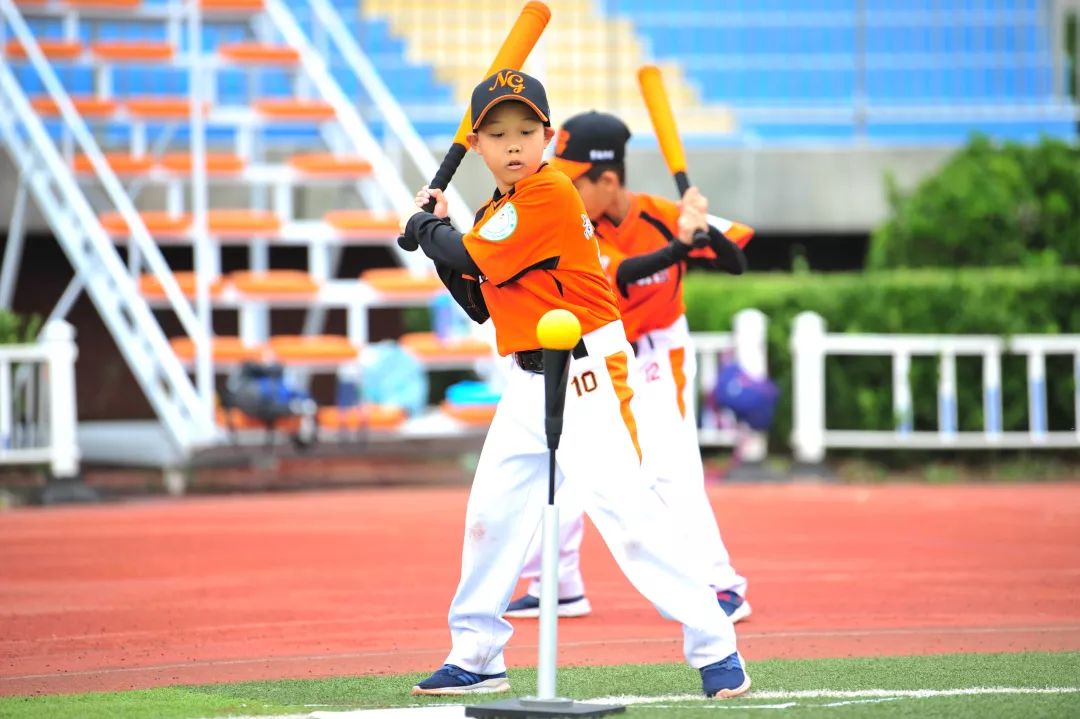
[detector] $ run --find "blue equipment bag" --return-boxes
[712,362,779,431]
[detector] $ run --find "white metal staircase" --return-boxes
[0,0,218,453]
[0,0,495,478]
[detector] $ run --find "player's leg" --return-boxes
[557,323,747,696]
[641,337,750,611]
[673,341,751,608]
[414,369,550,695]
[506,506,590,618]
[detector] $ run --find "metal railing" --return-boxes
[791,311,1080,464]
[0,320,79,479]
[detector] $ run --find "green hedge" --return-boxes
[869,135,1080,269]
[0,310,39,345]
[684,267,1080,451]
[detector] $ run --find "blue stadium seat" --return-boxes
[612,0,1075,143]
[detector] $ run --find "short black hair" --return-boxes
[583,161,626,186]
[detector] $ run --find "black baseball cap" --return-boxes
[548,111,631,181]
[470,69,550,131]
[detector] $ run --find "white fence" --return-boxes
[0,320,79,478]
[791,311,1080,463]
[693,308,769,463]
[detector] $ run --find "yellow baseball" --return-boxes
[536,309,581,350]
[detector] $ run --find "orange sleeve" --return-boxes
[688,245,717,260]
[463,172,584,286]
[597,237,627,288]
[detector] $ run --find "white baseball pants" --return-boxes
[518,314,748,600]
[444,320,737,674]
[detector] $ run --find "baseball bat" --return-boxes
[398,1,551,251]
[637,65,754,249]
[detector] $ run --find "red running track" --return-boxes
[2,482,1079,696]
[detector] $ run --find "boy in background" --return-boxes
[505,111,753,624]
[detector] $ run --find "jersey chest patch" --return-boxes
[478,203,518,241]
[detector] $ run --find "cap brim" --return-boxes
[548,156,592,180]
[471,95,549,130]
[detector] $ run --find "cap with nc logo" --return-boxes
[549,111,631,181]
[471,69,550,131]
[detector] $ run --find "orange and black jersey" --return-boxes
[404,164,620,356]
[595,193,745,344]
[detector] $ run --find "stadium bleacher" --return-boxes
[0,0,1075,475]
[605,0,1075,142]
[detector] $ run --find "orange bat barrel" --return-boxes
[449,0,551,147]
[637,65,690,193]
[400,1,551,251]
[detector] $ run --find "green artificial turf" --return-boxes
[1,651,1077,719]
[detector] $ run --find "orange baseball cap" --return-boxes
[548,111,631,181]
[470,69,550,131]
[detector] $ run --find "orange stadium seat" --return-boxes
[101,210,192,236]
[228,269,319,296]
[91,41,173,62]
[5,40,83,60]
[217,407,301,431]
[139,271,225,298]
[289,153,372,177]
[72,153,154,175]
[206,209,280,236]
[360,268,442,296]
[398,332,492,361]
[254,99,335,121]
[317,405,407,431]
[67,0,140,7]
[324,209,399,238]
[170,336,265,363]
[441,401,497,426]
[159,152,245,175]
[268,335,359,364]
[201,0,262,11]
[218,43,298,65]
[125,97,208,119]
[31,96,116,117]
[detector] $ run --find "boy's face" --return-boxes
[572,170,621,221]
[468,102,554,191]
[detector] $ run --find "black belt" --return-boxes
[514,338,588,374]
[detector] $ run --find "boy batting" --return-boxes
[398,70,750,699]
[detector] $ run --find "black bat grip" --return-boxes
[397,143,469,252]
[674,170,691,197]
[673,171,710,248]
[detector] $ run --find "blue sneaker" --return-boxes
[411,664,510,696]
[701,652,751,698]
[504,593,592,619]
[717,591,752,623]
